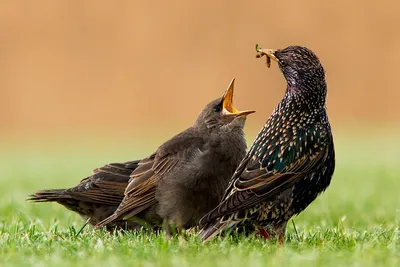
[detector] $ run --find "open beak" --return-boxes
[255,44,278,68]
[221,78,255,118]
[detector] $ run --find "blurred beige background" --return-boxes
[1,0,399,142]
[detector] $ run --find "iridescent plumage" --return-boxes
[199,46,335,243]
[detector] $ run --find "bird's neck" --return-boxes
[284,80,327,112]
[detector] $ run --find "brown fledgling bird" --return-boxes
[28,161,144,231]
[92,79,255,233]
[28,79,254,233]
[199,45,335,243]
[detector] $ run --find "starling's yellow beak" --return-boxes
[222,78,255,118]
[255,44,278,68]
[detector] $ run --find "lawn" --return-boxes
[0,132,399,267]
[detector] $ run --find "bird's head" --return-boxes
[256,45,326,103]
[194,78,255,130]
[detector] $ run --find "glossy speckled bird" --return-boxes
[94,79,255,234]
[199,45,335,243]
[28,161,144,231]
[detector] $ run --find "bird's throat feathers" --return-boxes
[284,79,327,111]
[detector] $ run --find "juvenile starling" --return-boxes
[95,79,255,234]
[28,161,143,231]
[199,45,335,243]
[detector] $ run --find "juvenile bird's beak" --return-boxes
[222,78,256,118]
[255,44,278,68]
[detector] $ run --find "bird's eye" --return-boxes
[213,105,222,112]
[280,60,287,67]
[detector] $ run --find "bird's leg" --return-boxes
[278,234,284,245]
[258,228,272,240]
[164,221,176,237]
[163,219,182,238]
[256,226,273,240]
[276,221,288,246]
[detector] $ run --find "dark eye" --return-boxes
[213,105,222,112]
[280,60,287,67]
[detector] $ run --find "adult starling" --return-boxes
[199,45,335,243]
[95,79,255,234]
[28,161,143,231]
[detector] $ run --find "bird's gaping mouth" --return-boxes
[222,78,255,118]
[255,44,278,68]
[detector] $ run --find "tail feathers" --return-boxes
[199,220,235,242]
[27,189,70,202]
[94,214,119,230]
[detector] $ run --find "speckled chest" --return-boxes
[248,100,335,227]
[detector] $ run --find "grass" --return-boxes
[0,132,399,267]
